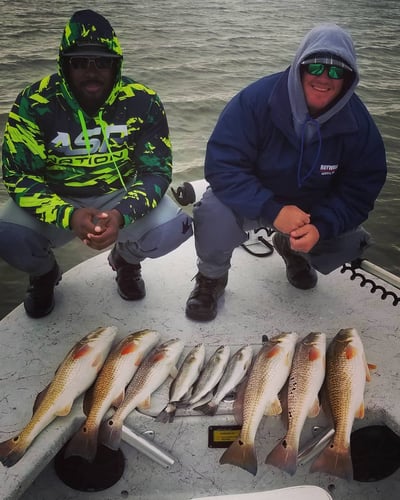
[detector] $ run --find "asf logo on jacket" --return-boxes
[50,125,128,156]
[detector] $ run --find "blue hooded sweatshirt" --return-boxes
[204,24,387,241]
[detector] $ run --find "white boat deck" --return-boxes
[0,235,399,500]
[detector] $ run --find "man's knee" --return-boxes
[126,211,193,259]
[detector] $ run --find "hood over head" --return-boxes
[59,9,123,59]
[288,23,359,135]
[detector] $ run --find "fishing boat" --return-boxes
[0,181,399,500]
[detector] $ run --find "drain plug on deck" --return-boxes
[54,443,125,492]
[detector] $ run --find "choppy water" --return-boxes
[0,0,399,318]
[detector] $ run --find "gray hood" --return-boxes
[288,23,359,137]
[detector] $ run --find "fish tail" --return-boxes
[265,438,298,476]
[219,438,257,476]
[155,404,176,423]
[193,401,218,416]
[0,435,29,468]
[64,423,99,462]
[310,442,353,480]
[99,417,123,451]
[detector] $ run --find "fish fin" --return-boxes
[33,384,51,414]
[169,366,178,379]
[155,404,176,423]
[308,398,321,418]
[310,441,353,481]
[265,438,297,476]
[193,400,218,416]
[265,397,282,416]
[219,438,257,476]
[64,423,98,462]
[92,352,105,369]
[355,401,365,419]
[55,402,74,417]
[99,416,123,451]
[137,396,151,411]
[0,435,29,468]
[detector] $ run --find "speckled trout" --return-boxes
[265,332,326,475]
[0,326,117,467]
[64,329,160,462]
[155,343,206,423]
[310,328,372,480]
[194,345,253,416]
[100,338,184,450]
[185,345,231,406]
[219,332,298,476]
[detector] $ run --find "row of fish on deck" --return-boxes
[0,325,372,482]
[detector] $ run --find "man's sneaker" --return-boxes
[108,247,145,300]
[273,232,317,290]
[24,263,62,318]
[185,272,228,321]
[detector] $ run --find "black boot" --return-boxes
[185,272,228,321]
[108,247,145,300]
[24,263,62,318]
[273,233,317,289]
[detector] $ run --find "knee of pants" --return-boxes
[193,191,248,254]
[124,212,193,259]
[0,222,55,275]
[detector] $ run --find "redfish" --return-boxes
[310,328,372,480]
[100,338,184,451]
[220,332,298,476]
[265,332,326,475]
[64,329,160,462]
[0,326,117,467]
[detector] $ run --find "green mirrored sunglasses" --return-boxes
[305,63,345,80]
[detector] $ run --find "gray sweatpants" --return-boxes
[193,188,371,278]
[0,187,193,276]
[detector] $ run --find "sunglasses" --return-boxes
[304,63,345,80]
[68,56,116,70]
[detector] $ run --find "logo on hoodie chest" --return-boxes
[319,164,338,176]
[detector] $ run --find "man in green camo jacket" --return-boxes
[0,9,192,318]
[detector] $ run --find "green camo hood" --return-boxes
[58,10,123,113]
[59,9,123,59]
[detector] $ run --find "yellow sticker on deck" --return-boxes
[208,425,242,448]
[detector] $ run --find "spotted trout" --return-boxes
[0,326,117,467]
[100,338,184,451]
[155,343,206,423]
[310,328,372,480]
[194,345,253,416]
[265,332,326,475]
[220,332,298,476]
[64,328,160,462]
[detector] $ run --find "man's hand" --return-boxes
[273,205,311,234]
[70,208,123,251]
[84,209,124,250]
[289,223,320,253]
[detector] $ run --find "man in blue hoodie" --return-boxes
[0,10,192,318]
[185,23,387,321]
